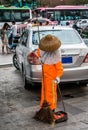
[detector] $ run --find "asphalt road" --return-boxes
[0,66,88,130]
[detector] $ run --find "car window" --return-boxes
[32,29,82,45]
[82,20,87,24]
[21,30,29,46]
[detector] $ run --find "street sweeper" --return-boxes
[34,34,65,123]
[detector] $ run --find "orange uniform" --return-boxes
[36,48,64,110]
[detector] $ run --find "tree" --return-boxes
[1,0,88,7]
[69,0,88,5]
[37,0,88,6]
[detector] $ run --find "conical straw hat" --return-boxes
[39,34,61,52]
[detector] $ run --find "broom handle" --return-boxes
[42,63,47,101]
[38,25,40,41]
[37,25,47,101]
[57,84,66,112]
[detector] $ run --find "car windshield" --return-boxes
[32,30,82,45]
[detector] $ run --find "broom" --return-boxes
[34,63,54,124]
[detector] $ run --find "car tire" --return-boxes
[13,54,19,70]
[24,77,30,90]
[79,82,87,87]
[22,67,31,90]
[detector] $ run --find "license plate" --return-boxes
[62,57,73,64]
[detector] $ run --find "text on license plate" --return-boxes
[62,57,73,64]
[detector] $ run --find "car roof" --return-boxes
[27,25,74,31]
[31,17,50,21]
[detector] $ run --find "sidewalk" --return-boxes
[0,39,13,66]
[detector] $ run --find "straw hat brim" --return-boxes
[39,34,61,52]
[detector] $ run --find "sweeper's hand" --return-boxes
[55,77,60,84]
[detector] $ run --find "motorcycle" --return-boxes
[8,35,20,51]
[11,35,20,70]
[13,53,20,70]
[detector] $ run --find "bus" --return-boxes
[0,5,32,30]
[32,5,88,25]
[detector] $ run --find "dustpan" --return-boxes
[54,111,68,123]
[54,84,68,123]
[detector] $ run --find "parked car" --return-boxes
[23,17,57,25]
[81,26,88,38]
[80,26,88,46]
[76,19,88,29]
[13,25,88,89]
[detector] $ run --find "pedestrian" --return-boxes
[1,23,9,54]
[39,22,42,26]
[57,20,61,25]
[11,21,17,37]
[66,21,70,26]
[8,21,18,49]
[34,34,64,123]
[44,21,49,25]
[32,19,40,26]
[27,19,32,28]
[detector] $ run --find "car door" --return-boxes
[16,29,29,71]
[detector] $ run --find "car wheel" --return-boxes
[13,54,19,70]
[22,67,31,90]
[24,77,30,90]
[79,82,87,87]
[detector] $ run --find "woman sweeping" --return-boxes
[34,34,64,123]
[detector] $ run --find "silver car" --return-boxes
[13,25,88,89]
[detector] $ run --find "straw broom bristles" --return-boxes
[34,100,54,124]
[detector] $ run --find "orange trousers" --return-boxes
[40,63,64,110]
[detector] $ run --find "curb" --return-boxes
[0,63,13,68]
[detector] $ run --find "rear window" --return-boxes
[32,29,82,45]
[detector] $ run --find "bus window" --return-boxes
[47,12,55,21]
[42,10,46,18]
[3,11,10,21]
[22,10,30,20]
[55,11,61,21]
[80,11,88,19]
[11,10,21,21]
[60,11,64,21]
[0,11,2,21]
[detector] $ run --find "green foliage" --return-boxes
[81,30,88,38]
[1,0,88,6]
[67,0,88,5]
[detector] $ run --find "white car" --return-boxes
[13,25,88,89]
[76,19,88,29]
